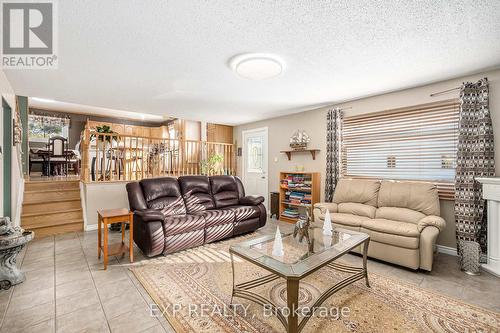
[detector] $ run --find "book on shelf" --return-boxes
[282,207,299,218]
[283,190,312,205]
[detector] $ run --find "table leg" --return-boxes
[97,215,101,259]
[103,218,108,270]
[230,252,235,307]
[121,222,125,243]
[129,214,134,263]
[286,279,299,333]
[363,239,370,288]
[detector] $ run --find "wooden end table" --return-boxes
[97,208,134,270]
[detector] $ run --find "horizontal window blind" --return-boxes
[341,99,459,200]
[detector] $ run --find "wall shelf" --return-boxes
[280,149,320,160]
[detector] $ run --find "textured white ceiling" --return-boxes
[5,1,500,125]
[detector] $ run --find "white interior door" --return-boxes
[242,127,268,211]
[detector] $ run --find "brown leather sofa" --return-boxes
[314,179,446,271]
[126,175,266,257]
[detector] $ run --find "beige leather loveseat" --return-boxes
[314,179,446,271]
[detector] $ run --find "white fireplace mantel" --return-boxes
[476,177,500,277]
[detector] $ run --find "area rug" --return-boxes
[131,235,500,333]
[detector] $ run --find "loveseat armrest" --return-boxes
[417,215,446,232]
[134,209,165,223]
[239,195,264,206]
[313,202,338,214]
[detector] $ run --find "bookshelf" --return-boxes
[279,172,320,223]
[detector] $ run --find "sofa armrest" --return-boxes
[134,209,165,223]
[313,202,338,214]
[239,195,264,206]
[417,215,446,232]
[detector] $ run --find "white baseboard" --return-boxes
[85,224,98,231]
[436,244,458,256]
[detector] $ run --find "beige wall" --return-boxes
[234,68,500,249]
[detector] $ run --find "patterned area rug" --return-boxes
[131,235,500,333]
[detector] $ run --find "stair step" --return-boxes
[23,218,84,230]
[21,210,83,228]
[22,207,82,217]
[25,180,80,192]
[24,189,81,204]
[22,199,82,215]
[25,221,84,239]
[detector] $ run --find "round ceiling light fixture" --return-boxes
[229,53,285,80]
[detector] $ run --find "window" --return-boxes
[246,136,264,173]
[28,114,70,142]
[341,99,459,199]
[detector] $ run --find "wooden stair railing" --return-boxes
[80,126,236,183]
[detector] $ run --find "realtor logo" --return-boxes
[1,1,58,68]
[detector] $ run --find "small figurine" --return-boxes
[323,209,333,236]
[289,130,311,150]
[293,210,311,244]
[272,226,285,256]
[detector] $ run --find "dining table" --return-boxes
[30,148,79,176]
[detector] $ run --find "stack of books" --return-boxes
[284,191,311,205]
[289,192,305,204]
[282,207,299,218]
[302,193,312,204]
[281,174,312,191]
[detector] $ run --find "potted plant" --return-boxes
[200,154,224,175]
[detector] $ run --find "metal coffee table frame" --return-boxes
[229,228,370,333]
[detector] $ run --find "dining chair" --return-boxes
[47,136,69,176]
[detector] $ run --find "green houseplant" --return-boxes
[90,125,115,143]
[200,154,224,175]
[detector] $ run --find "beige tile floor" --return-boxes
[1,219,499,332]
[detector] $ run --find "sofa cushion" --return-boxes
[223,205,260,222]
[338,203,376,218]
[331,213,370,228]
[210,176,240,208]
[140,177,187,213]
[361,228,420,249]
[333,179,380,206]
[178,176,215,213]
[195,209,235,228]
[375,207,426,224]
[205,223,234,243]
[164,229,205,255]
[361,218,420,237]
[314,203,338,220]
[377,181,440,216]
[163,214,205,236]
[157,197,187,216]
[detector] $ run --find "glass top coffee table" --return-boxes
[229,226,370,333]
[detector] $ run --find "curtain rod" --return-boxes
[429,86,460,97]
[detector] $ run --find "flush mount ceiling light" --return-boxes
[229,53,285,80]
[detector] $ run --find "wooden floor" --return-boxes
[21,176,84,238]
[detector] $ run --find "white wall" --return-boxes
[234,68,500,249]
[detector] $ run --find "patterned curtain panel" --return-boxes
[325,108,343,202]
[454,77,495,270]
